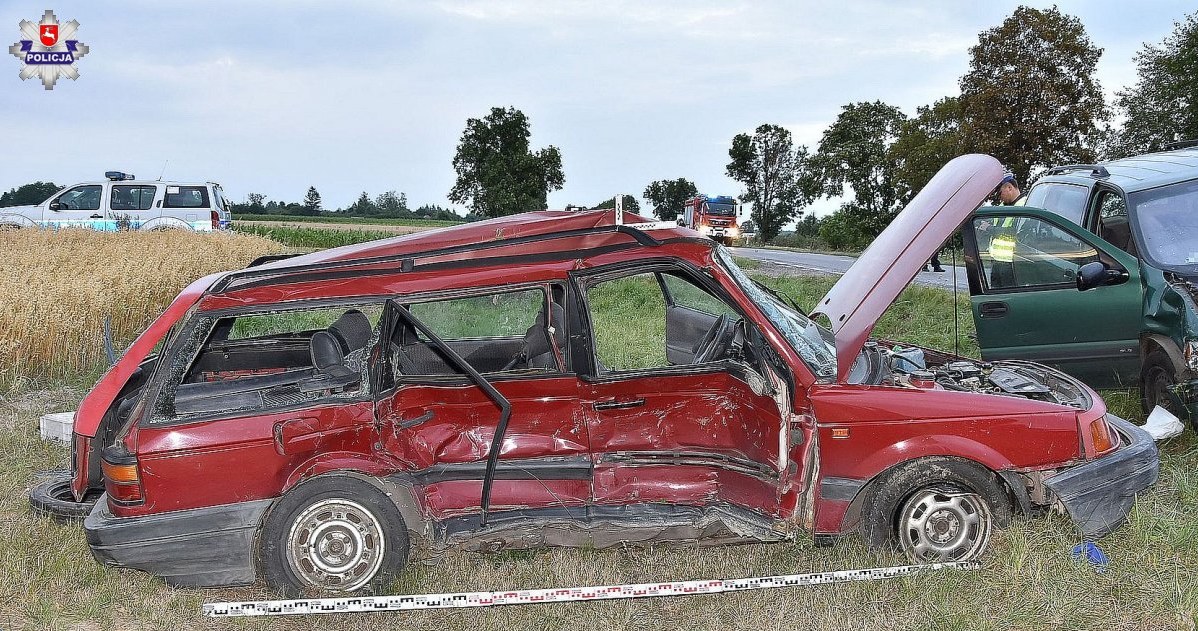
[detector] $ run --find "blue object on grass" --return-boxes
[1071,541,1109,573]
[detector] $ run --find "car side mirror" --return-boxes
[49,202,62,211]
[676,218,685,226]
[1076,261,1128,291]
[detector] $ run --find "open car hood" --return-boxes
[810,154,1003,382]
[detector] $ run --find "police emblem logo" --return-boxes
[9,10,89,90]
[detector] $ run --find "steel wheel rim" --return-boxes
[286,498,385,591]
[898,489,992,562]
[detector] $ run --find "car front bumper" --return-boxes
[1043,414,1159,539]
[84,495,272,587]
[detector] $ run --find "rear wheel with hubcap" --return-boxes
[260,477,409,597]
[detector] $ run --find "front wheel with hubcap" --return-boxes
[860,457,1011,563]
[260,477,409,597]
[897,487,992,562]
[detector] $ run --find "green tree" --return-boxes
[592,195,641,212]
[1110,11,1198,156]
[347,192,378,216]
[726,124,811,243]
[890,96,964,203]
[245,193,266,210]
[0,181,60,207]
[301,186,322,215]
[642,178,698,221]
[959,6,1108,185]
[810,101,907,235]
[449,107,565,218]
[375,190,409,217]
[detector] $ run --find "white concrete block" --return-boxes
[39,411,74,444]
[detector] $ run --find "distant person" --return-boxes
[924,248,945,273]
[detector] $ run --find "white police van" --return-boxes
[0,172,232,232]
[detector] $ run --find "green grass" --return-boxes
[233,213,463,228]
[233,224,391,249]
[4,269,1198,629]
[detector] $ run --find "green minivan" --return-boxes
[962,145,1198,424]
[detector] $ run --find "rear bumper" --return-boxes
[84,495,272,587]
[1043,415,1159,538]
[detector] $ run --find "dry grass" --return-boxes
[0,229,282,390]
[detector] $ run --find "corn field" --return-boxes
[0,228,281,390]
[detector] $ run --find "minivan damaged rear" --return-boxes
[34,154,1159,596]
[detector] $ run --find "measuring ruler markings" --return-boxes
[204,561,980,617]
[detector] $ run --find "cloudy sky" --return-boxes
[0,1,1193,216]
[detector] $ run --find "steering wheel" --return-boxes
[692,314,738,364]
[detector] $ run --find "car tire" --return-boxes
[1140,349,1185,421]
[859,457,1012,563]
[260,476,409,597]
[29,469,98,522]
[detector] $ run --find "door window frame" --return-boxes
[374,281,568,395]
[965,211,1124,296]
[571,258,755,382]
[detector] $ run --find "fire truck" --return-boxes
[679,195,740,245]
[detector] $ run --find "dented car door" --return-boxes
[373,289,591,522]
[573,263,787,522]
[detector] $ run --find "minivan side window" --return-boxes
[1093,190,1136,255]
[1025,183,1088,225]
[974,215,1099,291]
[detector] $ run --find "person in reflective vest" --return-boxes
[986,214,1018,287]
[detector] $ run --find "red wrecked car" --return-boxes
[31,155,1158,596]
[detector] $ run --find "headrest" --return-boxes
[310,330,345,371]
[329,309,372,351]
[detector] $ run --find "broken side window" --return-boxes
[588,270,738,371]
[152,303,383,421]
[386,287,559,385]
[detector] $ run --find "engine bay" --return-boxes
[849,340,1091,409]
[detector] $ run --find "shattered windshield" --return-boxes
[1131,179,1198,271]
[715,246,837,380]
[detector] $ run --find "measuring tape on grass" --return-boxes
[203,561,979,617]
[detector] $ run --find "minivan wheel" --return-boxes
[860,457,1011,563]
[1140,350,1184,420]
[260,477,409,597]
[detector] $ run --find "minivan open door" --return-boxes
[963,206,1143,386]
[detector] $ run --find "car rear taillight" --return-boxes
[100,445,144,505]
[210,210,220,230]
[1088,417,1115,455]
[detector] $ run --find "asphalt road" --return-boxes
[730,247,970,292]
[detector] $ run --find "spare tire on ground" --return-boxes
[29,469,99,522]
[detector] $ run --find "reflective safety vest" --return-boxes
[989,234,1016,262]
[987,217,1017,263]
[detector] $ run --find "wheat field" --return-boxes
[0,228,282,390]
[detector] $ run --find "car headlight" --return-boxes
[1186,339,1198,372]
[727,227,739,237]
